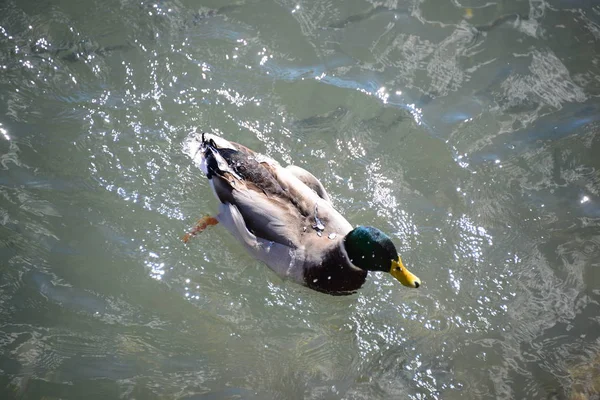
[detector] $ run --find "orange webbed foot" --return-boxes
[182,216,219,243]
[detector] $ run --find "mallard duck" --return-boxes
[183,132,421,295]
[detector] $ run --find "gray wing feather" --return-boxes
[231,188,299,247]
[218,203,305,282]
[285,165,331,203]
[217,202,257,248]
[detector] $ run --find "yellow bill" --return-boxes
[390,257,421,288]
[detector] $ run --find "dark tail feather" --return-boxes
[201,132,219,151]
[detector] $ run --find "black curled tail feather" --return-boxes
[201,132,218,149]
[200,133,215,179]
[201,136,244,181]
[200,132,211,146]
[202,145,220,180]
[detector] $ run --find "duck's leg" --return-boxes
[182,215,219,243]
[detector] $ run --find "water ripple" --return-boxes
[1,0,600,398]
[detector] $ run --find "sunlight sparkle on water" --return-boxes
[452,215,493,264]
[407,103,423,125]
[375,86,389,104]
[0,124,9,141]
[448,268,460,293]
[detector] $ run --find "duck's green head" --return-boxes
[344,226,421,288]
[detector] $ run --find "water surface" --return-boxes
[1,0,600,398]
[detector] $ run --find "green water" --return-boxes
[1,0,600,398]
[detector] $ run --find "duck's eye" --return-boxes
[394,267,401,272]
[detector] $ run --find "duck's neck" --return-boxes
[303,242,367,295]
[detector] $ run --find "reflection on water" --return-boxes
[1,0,600,398]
